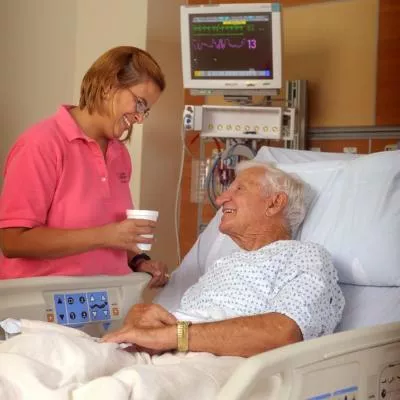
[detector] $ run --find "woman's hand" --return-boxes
[100,219,156,254]
[135,259,170,288]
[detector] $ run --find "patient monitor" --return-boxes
[180,2,282,96]
[0,273,150,338]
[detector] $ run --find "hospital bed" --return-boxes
[156,146,400,399]
[0,146,399,399]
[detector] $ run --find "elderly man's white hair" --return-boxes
[235,160,312,237]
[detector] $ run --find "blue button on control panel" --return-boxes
[53,291,110,326]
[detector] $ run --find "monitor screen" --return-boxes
[181,3,282,94]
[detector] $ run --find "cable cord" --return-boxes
[180,119,197,159]
[175,108,202,264]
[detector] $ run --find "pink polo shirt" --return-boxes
[0,106,133,278]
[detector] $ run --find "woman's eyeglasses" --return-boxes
[127,89,150,119]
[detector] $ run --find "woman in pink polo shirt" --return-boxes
[0,46,169,287]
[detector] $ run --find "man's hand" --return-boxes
[123,303,177,329]
[102,325,177,353]
[135,259,170,288]
[102,304,177,354]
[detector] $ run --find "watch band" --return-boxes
[128,253,151,271]
[176,321,192,352]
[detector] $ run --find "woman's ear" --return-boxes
[265,192,288,217]
[102,85,113,99]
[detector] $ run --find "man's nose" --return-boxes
[216,189,229,206]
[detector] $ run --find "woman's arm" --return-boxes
[0,226,107,259]
[0,218,155,259]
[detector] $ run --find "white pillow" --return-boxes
[336,284,400,331]
[255,149,400,287]
[255,146,358,164]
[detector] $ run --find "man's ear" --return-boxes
[265,192,288,217]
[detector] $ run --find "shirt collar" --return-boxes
[55,105,122,149]
[55,105,91,142]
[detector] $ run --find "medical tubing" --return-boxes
[206,154,222,210]
[206,149,225,210]
[175,121,187,264]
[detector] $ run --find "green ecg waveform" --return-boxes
[192,24,255,34]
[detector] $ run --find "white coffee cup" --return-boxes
[126,209,159,251]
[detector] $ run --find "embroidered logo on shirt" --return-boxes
[118,172,129,183]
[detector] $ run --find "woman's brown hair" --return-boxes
[79,46,166,116]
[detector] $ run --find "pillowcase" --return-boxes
[255,146,359,164]
[336,284,400,331]
[255,148,400,287]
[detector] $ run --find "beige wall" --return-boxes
[0,0,77,187]
[283,0,379,127]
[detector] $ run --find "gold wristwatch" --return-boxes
[176,320,192,352]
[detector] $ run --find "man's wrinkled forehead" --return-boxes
[236,167,265,187]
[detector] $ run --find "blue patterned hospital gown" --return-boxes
[178,240,345,340]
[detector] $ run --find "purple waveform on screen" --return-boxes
[193,38,255,51]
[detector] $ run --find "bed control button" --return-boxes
[112,307,119,316]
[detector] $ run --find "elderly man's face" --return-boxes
[216,167,268,238]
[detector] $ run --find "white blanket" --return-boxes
[0,320,242,400]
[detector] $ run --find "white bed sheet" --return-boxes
[0,320,242,400]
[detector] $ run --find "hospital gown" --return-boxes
[174,240,345,340]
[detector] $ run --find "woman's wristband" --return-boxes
[128,253,151,271]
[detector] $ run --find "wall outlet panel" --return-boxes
[384,144,398,151]
[200,105,283,140]
[343,147,358,154]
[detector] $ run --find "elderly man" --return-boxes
[104,161,344,357]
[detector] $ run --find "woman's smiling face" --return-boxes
[105,79,161,139]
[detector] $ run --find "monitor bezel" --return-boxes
[180,3,283,93]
